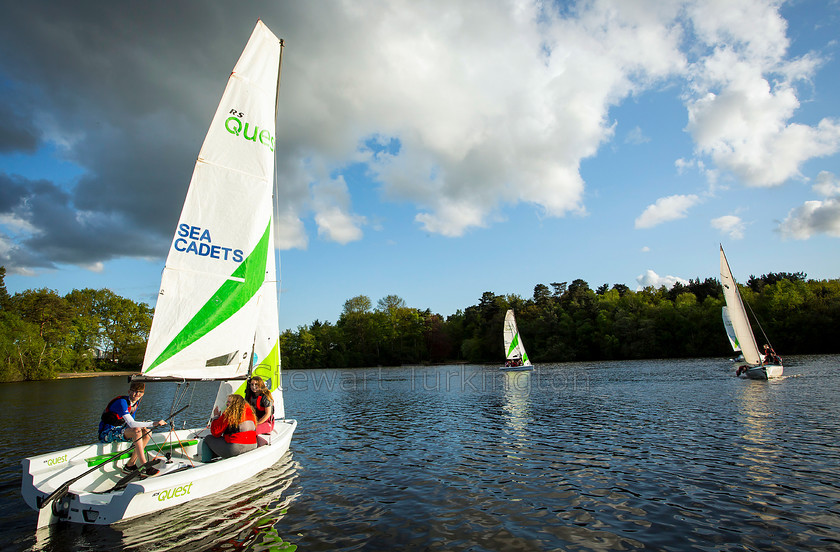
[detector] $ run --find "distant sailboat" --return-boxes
[719,246,783,379]
[721,306,744,363]
[21,21,297,527]
[501,309,533,371]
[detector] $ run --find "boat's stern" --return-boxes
[21,442,105,511]
[22,429,206,526]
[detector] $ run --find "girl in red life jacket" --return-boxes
[204,394,257,459]
[246,376,275,434]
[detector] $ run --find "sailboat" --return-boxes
[719,245,783,380]
[21,21,297,527]
[721,306,744,363]
[501,309,533,371]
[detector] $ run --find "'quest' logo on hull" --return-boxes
[45,454,68,467]
[153,482,194,502]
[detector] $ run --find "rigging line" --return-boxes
[145,403,191,464]
[185,383,198,429]
[744,298,774,349]
[168,381,190,419]
[167,381,183,420]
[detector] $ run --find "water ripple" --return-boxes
[3,356,840,550]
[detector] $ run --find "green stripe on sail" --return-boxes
[145,221,271,373]
[507,334,520,356]
[232,341,281,397]
[257,341,281,392]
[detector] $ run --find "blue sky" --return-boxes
[1,1,839,333]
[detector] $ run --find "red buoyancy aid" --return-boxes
[100,396,137,427]
[210,405,257,444]
[253,394,273,421]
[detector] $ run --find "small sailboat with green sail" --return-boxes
[719,245,783,380]
[21,20,296,527]
[501,309,533,371]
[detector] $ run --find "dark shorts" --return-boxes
[99,426,129,443]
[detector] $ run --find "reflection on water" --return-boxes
[3,357,840,551]
[502,370,531,444]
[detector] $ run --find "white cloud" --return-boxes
[415,200,487,237]
[641,246,650,253]
[279,0,690,238]
[274,210,308,250]
[813,171,840,198]
[315,206,365,244]
[625,126,650,145]
[675,158,692,174]
[0,212,38,235]
[0,233,12,257]
[3,0,839,274]
[311,175,366,244]
[779,198,840,239]
[635,194,700,229]
[777,171,840,239]
[711,214,746,239]
[636,269,688,290]
[681,2,840,187]
[80,261,104,273]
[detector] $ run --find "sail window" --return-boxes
[205,351,239,367]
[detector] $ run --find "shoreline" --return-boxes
[56,371,138,379]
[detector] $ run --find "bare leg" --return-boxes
[124,427,152,466]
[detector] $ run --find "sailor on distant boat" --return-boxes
[763,344,781,365]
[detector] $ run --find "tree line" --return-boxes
[0,267,152,381]
[2,265,839,380]
[279,273,840,369]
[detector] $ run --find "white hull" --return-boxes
[737,363,784,380]
[22,419,296,527]
[500,364,533,372]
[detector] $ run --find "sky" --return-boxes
[1,0,839,333]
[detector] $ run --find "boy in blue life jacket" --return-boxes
[98,381,166,475]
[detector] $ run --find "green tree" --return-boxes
[94,290,152,367]
[8,288,75,375]
[0,266,10,311]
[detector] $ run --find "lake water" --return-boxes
[2,356,839,551]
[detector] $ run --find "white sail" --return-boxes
[248,228,285,417]
[721,306,741,353]
[503,309,531,366]
[719,247,762,366]
[142,22,283,380]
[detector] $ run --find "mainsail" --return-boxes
[503,309,531,366]
[719,246,762,366]
[142,22,283,380]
